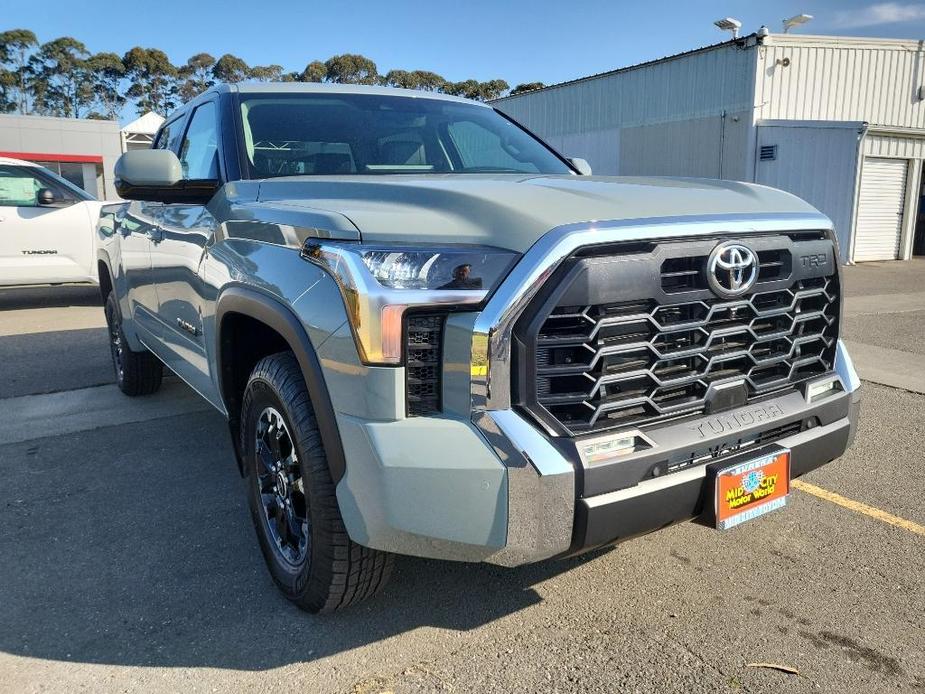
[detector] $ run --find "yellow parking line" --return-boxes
[792,479,925,537]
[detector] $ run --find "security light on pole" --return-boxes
[714,17,743,39]
[783,14,813,33]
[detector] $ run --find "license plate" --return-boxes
[711,448,790,530]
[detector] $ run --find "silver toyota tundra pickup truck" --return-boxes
[98,83,860,613]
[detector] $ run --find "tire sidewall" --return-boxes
[242,378,312,597]
[103,292,125,390]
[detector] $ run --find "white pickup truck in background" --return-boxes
[0,156,104,287]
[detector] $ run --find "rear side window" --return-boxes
[178,102,220,180]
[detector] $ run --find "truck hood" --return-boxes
[254,174,820,253]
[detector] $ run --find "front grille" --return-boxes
[517,234,839,436]
[405,314,444,416]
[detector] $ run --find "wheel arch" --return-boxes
[96,251,116,305]
[215,286,347,484]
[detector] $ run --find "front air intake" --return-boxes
[405,314,445,416]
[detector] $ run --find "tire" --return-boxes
[104,291,163,396]
[241,351,393,613]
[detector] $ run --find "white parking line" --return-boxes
[0,381,215,446]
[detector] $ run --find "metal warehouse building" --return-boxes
[495,33,925,262]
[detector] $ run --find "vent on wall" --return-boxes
[760,145,778,161]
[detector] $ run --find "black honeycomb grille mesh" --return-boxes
[532,267,839,436]
[406,314,444,416]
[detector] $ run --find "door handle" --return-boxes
[146,226,164,243]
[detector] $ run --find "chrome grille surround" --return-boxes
[470,213,838,418]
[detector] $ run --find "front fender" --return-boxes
[214,285,349,484]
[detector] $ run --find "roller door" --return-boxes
[854,158,907,261]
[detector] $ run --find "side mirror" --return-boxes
[114,149,218,204]
[37,188,55,205]
[568,158,593,176]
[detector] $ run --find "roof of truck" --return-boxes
[217,81,488,106]
[0,156,40,167]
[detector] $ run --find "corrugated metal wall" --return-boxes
[755,122,863,258]
[542,128,621,175]
[864,132,925,159]
[755,36,925,128]
[495,42,757,178]
[618,109,752,179]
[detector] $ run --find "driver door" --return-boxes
[149,99,223,407]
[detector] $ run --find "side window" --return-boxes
[446,120,540,173]
[0,165,76,207]
[0,165,39,207]
[179,102,220,180]
[0,165,87,207]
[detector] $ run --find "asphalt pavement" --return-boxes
[0,263,923,694]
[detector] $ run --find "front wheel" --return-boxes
[104,291,163,396]
[241,351,393,613]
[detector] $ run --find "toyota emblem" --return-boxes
[707,242,759,298]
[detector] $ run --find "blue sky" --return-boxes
[7,0,925,117]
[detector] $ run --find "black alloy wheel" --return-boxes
[254,406,310,567]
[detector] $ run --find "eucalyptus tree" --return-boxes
[86,52,125,119]
[0,29,38,113]
[510,82,544,95]
[28,37,93,117]
[212,53,249,83]
[123,46,179,115]
[249,64,284,82]
[383,69,418,89]
[411,70,446,92]
[301,60,326,82]
[178,52,215,100]
[324,54,378,84]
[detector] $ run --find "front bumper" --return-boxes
[483,339,860,564]
[571,396,858,553]
[333,339,860,566]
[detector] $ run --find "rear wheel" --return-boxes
[241,351,393,613]
[104,291,163,396]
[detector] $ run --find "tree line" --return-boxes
[0,29,546,120]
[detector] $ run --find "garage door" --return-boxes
[854,158,908,261]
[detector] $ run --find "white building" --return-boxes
[121,112,165,152]
[0,113,122,199]
[495,33,925,262]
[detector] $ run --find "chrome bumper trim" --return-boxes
[474,409,575,566]
[835,339,861,396]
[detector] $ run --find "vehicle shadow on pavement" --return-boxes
[0,327,112,398]
[0,409,610,671]
[0,285,101,310]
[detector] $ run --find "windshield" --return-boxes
[238,93,572,178]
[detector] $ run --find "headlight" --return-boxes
[302,242,518,364]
